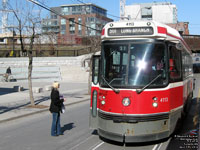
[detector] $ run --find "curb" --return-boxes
[0,98,89,124]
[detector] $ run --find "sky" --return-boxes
[4,0,200,35]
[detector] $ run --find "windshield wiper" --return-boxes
[101,75,120,94]
[136,74,162,94]
[109,78,123,85]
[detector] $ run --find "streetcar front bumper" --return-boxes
[97,111,171,143]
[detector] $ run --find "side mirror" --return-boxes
[176,42,183,50]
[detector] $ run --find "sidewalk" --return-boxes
[0,81,90,123]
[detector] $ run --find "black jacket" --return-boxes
[49,88,64,113]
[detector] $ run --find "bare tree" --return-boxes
[45,32,57,56]
[27,20,37,106]
[9,0,42,106]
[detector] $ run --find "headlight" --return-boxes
[122,98,131,106]
[152,102,158,107]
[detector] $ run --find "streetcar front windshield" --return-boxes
[101,40,167,88]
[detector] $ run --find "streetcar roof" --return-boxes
[101,20,191,53]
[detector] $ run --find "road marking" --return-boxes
[91,141,104,150]
[157,143,163,150]
[152,143,162,150]
[152,137,172,150]
[69,135,94,150]
[152,144,159,150]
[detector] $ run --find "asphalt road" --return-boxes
[0,100,170,150]
[0,101,171,150]
[0,77,199,150]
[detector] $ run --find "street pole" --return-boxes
[12,27,15,57]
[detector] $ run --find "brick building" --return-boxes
[42,3,113,45]
[167,22,189,35]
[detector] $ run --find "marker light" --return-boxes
[153,97,158,101]
[152,102,158,108]
[101,100,106,105]
[157,26,167,34]
[101,28,105,36]
[122,98,131,107]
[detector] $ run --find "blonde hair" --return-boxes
[52,81,60,89]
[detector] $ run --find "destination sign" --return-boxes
[108,27,154,36]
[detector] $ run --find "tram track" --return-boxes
[152,137,171,150]
[68,135,95,150]
[70,133,172,150]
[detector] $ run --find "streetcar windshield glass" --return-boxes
[101,41,167,88]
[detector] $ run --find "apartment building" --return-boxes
[42,3,113,44]
[121,2,190,35]
[122,2,177,23]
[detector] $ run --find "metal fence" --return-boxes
[0,47,94,57]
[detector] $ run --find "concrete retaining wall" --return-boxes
[0,55,91,82]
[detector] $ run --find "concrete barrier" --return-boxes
[33,87,43,93]
[44,85,52,91]
[13,86,23,92]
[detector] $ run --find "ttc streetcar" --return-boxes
[89,20,193,143]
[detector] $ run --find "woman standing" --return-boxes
[49,82,65,136]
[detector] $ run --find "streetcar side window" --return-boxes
[182,50,193,78]
[92,56,100,85]
[169,46,182,82]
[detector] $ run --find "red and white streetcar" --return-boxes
[89,20,193,143]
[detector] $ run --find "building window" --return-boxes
[90,17,95,23]
[86,6,90,14]
[141,7,152,20]
[62,7,69,15]
[61,25,66,35]
[61,25,66,30]
[173,8,177,23]
[61,19,66,25]
[53,21,58,26]
[61,31,65,35]
[141,15,152,20]
[78,18,82,35]
[63,7,68,12]
[77,6,81,11]
[51,14,57,19]
[90,24,96,36]
[69,18,75,34]
[0,38,4,43]
[72,6,76,12]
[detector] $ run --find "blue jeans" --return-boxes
[51,112,62,136]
